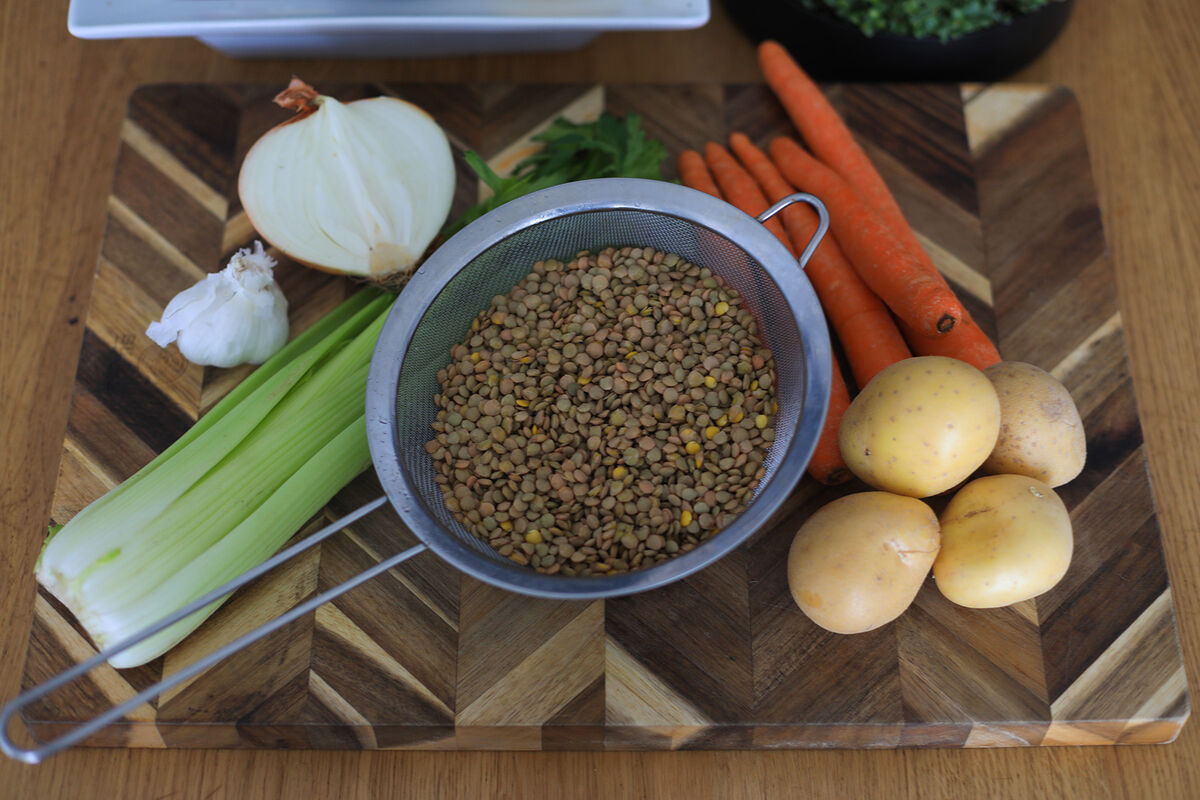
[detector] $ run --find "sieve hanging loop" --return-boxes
[755,192,830,271]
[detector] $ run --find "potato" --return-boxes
[982,361,1086,487]
[839,356,1001,497]
[933,474,1073,608]
[787,492,940,634]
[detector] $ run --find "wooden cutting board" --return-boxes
[19,82,1189,750]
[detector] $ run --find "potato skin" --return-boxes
[933,474,1073,608]
[982,361,1086,487]
[787,492,940,634]
[839,356,1001,497]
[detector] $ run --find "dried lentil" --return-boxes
[428,247,777,576]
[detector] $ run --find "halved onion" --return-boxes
[238,79,456,283]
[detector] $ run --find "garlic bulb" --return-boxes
[146,241,289,368]
[238,78,456,282]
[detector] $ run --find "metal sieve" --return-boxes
[3,177,830,762]
[369,177,831,596]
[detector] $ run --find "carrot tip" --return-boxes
[936,314,957,334]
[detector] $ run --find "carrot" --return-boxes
[678,150,722,198]
[808,352,853,485]
[757,40,912,250]
[703,142,796,256]
[768,136,964,337]
[728,133,910,388]
[757,40,1003,364]
[898,313,1001,372]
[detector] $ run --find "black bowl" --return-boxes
[723,0,1074,81]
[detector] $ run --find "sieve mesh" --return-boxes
[393,206,807,564]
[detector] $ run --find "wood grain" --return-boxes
[11,79,1186,752]
[3,0,1200,797]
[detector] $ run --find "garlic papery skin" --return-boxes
[238,79,455,282]
[146,241,289,368]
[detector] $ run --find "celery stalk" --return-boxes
[40,291,391,577]
[36,289,395,668]
[101,416,371,668]
[79,287,381,503]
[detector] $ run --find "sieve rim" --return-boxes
[365,178,831,599]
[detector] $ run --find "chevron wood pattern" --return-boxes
[17,82,1187,750]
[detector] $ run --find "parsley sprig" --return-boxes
[444,112,669,237]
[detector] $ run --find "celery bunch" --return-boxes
[36,289,394,668]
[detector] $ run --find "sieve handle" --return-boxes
[756,193,830,271]
[1,494,428,764]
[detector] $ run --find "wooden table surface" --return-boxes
[2,1,1198,797]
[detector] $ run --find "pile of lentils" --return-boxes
[426,246,778,576]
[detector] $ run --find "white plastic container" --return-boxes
[67,0,711,59]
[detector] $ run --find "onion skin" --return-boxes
[273,76,321,121]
